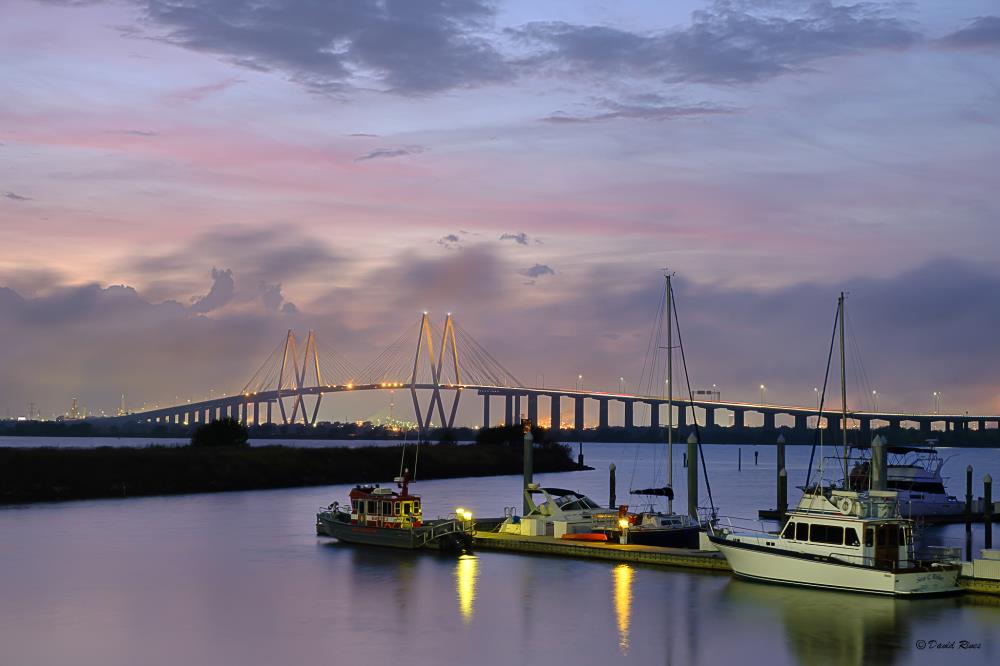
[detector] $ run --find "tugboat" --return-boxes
[316,470,474,552]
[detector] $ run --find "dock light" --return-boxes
[618,518,629,530]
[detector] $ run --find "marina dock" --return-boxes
[473,531,730,571]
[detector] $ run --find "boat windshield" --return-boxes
[552,494,601,511]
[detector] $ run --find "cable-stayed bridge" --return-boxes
[103,313,1000,439]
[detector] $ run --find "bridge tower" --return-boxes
[410,313,462,439]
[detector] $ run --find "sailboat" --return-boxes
[622,272,705,549]
[709,293,961,596]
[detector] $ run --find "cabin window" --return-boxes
[796,523,808,541]
[402,502,411,515]
[846,528,860,547]
[367,500,377,515]
[413,500,420,513]
[899,527,908,545]
[865,527,874,547]
[781,522,796,539]
[352,500,360,513]
[382,501,391,515]
[393,503,400,516]
[810,524,844,545]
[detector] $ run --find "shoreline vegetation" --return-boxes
[2,418,998,447]
[0,425,582,505]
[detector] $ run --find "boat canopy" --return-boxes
[852,444,936,455]
[629,486,674,499]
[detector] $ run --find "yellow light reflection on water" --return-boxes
[456,555,478,624]
[613,564,633,655]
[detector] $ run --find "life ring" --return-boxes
[838,497,854,514]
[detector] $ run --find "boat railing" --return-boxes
[711,515,780,537]
[413,518,475,548]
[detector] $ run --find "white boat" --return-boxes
[844,441,962,518]
[710,293,961,596]
[709,489,961,596]
[498,485,620,539]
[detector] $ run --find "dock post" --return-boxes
[872,435,887,491]
[778,468,788,519]
[609,463,617,509]
[687,432,698,519]
[522,419,533,515]
[966,465,973,562]
[776,434,786,510]
[986,474,993,550]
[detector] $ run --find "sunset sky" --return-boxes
[2,0,999,422]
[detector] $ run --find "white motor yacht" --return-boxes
[844,441,962,518]
[710,489,961,596]
[498,485,619,539]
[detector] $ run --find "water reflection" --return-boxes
[721,580,957,666]
[455,555,478,624]
[613,564,633,655]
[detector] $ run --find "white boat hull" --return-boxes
[711,537,960,596]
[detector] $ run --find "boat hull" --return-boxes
[625,525,701,549]
[317,512,473,552]
[709,535,960,597]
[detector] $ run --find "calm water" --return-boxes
[1,443,998,666]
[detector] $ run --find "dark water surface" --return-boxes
[1,443,997,665]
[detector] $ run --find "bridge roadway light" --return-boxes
[760,384,766,405]
[577,374,583,390]
[872,389,878,412]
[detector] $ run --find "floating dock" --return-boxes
[473,531,730,572]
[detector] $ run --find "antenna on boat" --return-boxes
[805,297,842,493]
[839,292,849,485]
[668,278,717,521]
[665,269,674,515]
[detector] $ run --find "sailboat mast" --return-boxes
[666,272,673,514]
[839,292,848,484]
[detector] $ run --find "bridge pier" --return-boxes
[794,414,807,430]
[676,404,687,430]
[648,401,659,430]
[704,407,715,428]
[483,395,490,428]
[253,402,259,425]
[734,410,745,429]
[505,394,513,426]
[624,400,634,430]
[763,412,775,430]
[528,394,538,426]
[515,394,522,421]
[550,395,561,433]
[574,397,585,433]
[598,399,609,430]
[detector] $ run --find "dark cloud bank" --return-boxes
[42,0,994,99]
[2,255,998,417]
